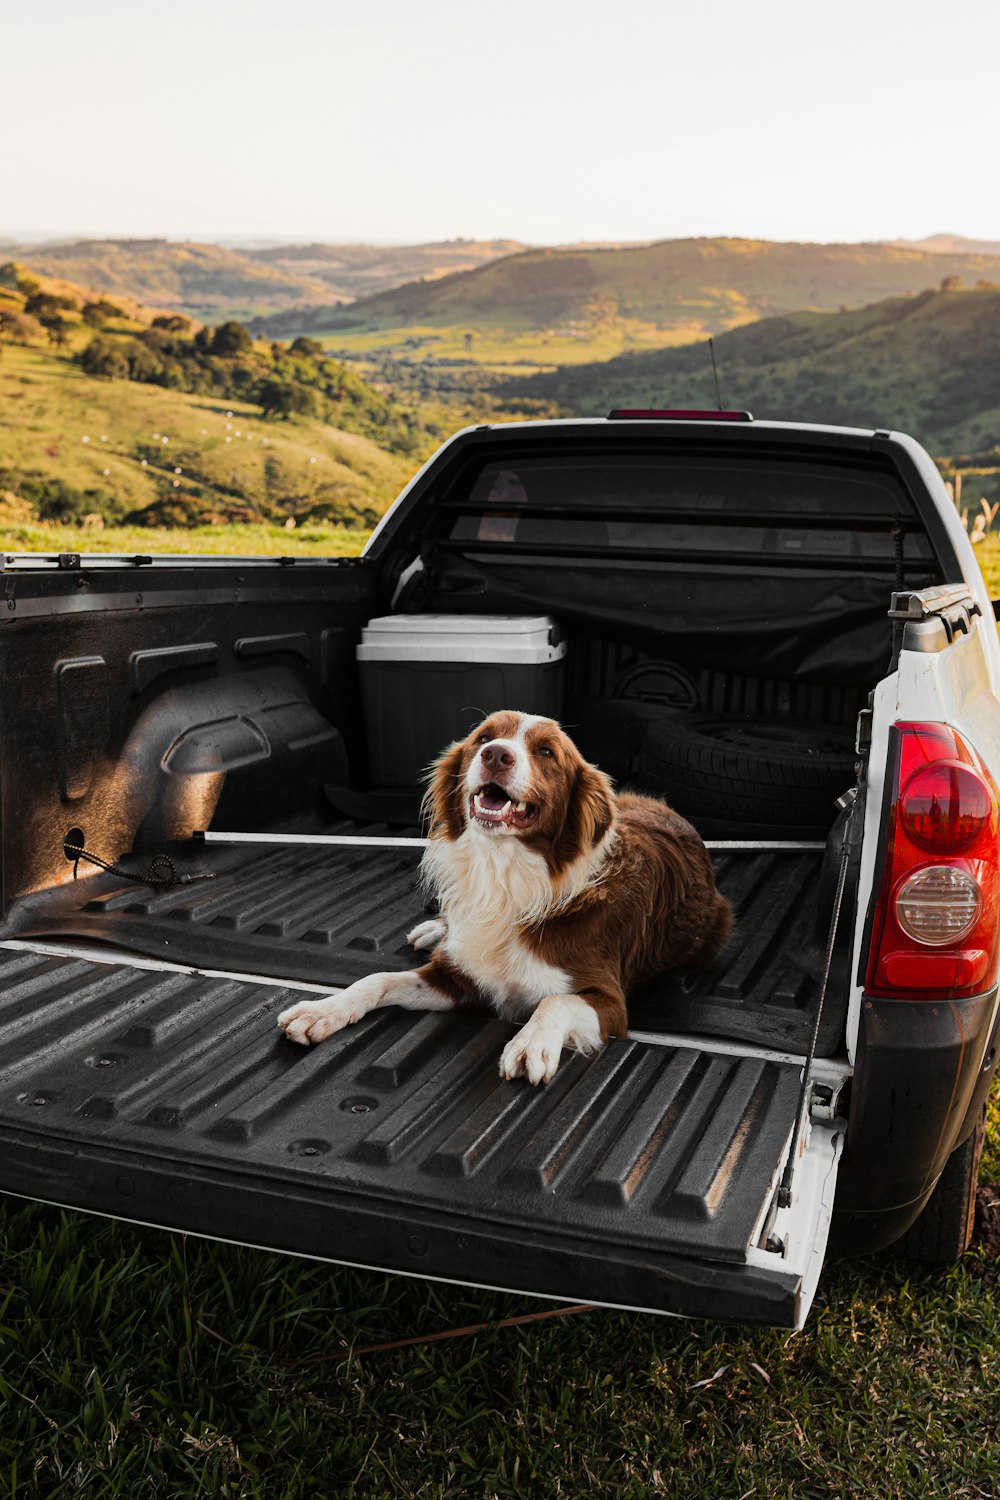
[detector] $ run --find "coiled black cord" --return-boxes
[64,843,180,888]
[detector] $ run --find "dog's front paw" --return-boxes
[277,992,353,1046]
[499,1021,564,1086]
[407,917,447,952]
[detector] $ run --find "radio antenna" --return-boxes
[708,337,723,409]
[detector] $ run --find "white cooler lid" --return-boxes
[358,614,565,664]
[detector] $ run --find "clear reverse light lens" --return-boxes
[895,866,982,946]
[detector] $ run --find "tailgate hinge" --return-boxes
[808,1078,849,1123]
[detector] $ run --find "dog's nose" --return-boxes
[481,743,515,770]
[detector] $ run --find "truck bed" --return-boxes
[2,829,844,1054]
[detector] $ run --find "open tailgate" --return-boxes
[0,946,844,1328]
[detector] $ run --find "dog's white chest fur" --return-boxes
[422,832,571,1019]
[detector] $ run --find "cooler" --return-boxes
[357,614,567,786]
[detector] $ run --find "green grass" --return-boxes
[0,342,416,528]
[318,317,703,373]
[975,536,1000,596]
[1,520,369,558]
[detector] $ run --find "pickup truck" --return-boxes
[1,411,997,1331]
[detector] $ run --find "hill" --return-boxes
[891,234,1000,257]
[8,238,527,323]
[0,265,421,528]
[7,239,344,321]
[252,236,1000,349]
[243,239,526,301]
[512,282,1000,453]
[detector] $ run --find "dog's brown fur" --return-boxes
[420,712,732,1042]
[278,710,732,1084]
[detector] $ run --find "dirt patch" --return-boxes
[969,1180,1000,1284]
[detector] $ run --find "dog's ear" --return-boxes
[421,739,468,841]
[551,759,615,867]
[576,761,615,848]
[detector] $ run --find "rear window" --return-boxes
[437,452,932,567]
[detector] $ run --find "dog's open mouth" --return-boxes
[470,782,539,831]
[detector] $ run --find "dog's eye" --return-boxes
[538,745,555,758]
[476,732,491,745]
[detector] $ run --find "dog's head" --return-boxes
[424,710,615,870]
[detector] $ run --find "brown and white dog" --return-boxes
[277,711,732,1084]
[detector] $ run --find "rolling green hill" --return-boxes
[513,282,1000,453]
[254,236,1000,350]
[9,238,527,323]
[245,239,526,301]
[0,267,420,528]
[0,342,416,529]
[9,240,343,321]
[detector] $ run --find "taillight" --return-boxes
[898,761,993,852]
[865,723,1000,998]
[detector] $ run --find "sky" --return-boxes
[3,0,998,247]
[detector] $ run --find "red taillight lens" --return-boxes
[898,761,993,853]
[865,723,1000,999]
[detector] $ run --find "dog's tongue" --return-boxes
[479,786,509,811]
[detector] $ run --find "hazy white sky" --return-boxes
[3,0,997,245]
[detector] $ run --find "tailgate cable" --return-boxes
[775,807,853,1209]
[64,843,215,888]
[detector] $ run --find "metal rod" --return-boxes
[776,823,853,1208]
[703,841,826,851]
[198,832,826,852]
[199,831,428,849]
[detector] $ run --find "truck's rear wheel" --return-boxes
[896,1111,985,1263]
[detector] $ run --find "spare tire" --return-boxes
[638,714,858,831]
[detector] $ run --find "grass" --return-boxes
[975,536,1000,596]
[318,317,705,373]
[1,520,369,558]
[0,342,415,527]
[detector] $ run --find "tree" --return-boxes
[211,321,254,357]
[125,340,166,382]
[25,291,77,318]
[257,378,318,419]
[83,298,125,326]
[152,314,192,334]
[79,337,130,380]
[0,310,44,345]
[41,313,70,347]
[290,336,323,358]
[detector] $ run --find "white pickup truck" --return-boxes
[0,411,997,1329]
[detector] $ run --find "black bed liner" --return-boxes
[3,831,840,1054]
[0,948,806,1324]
